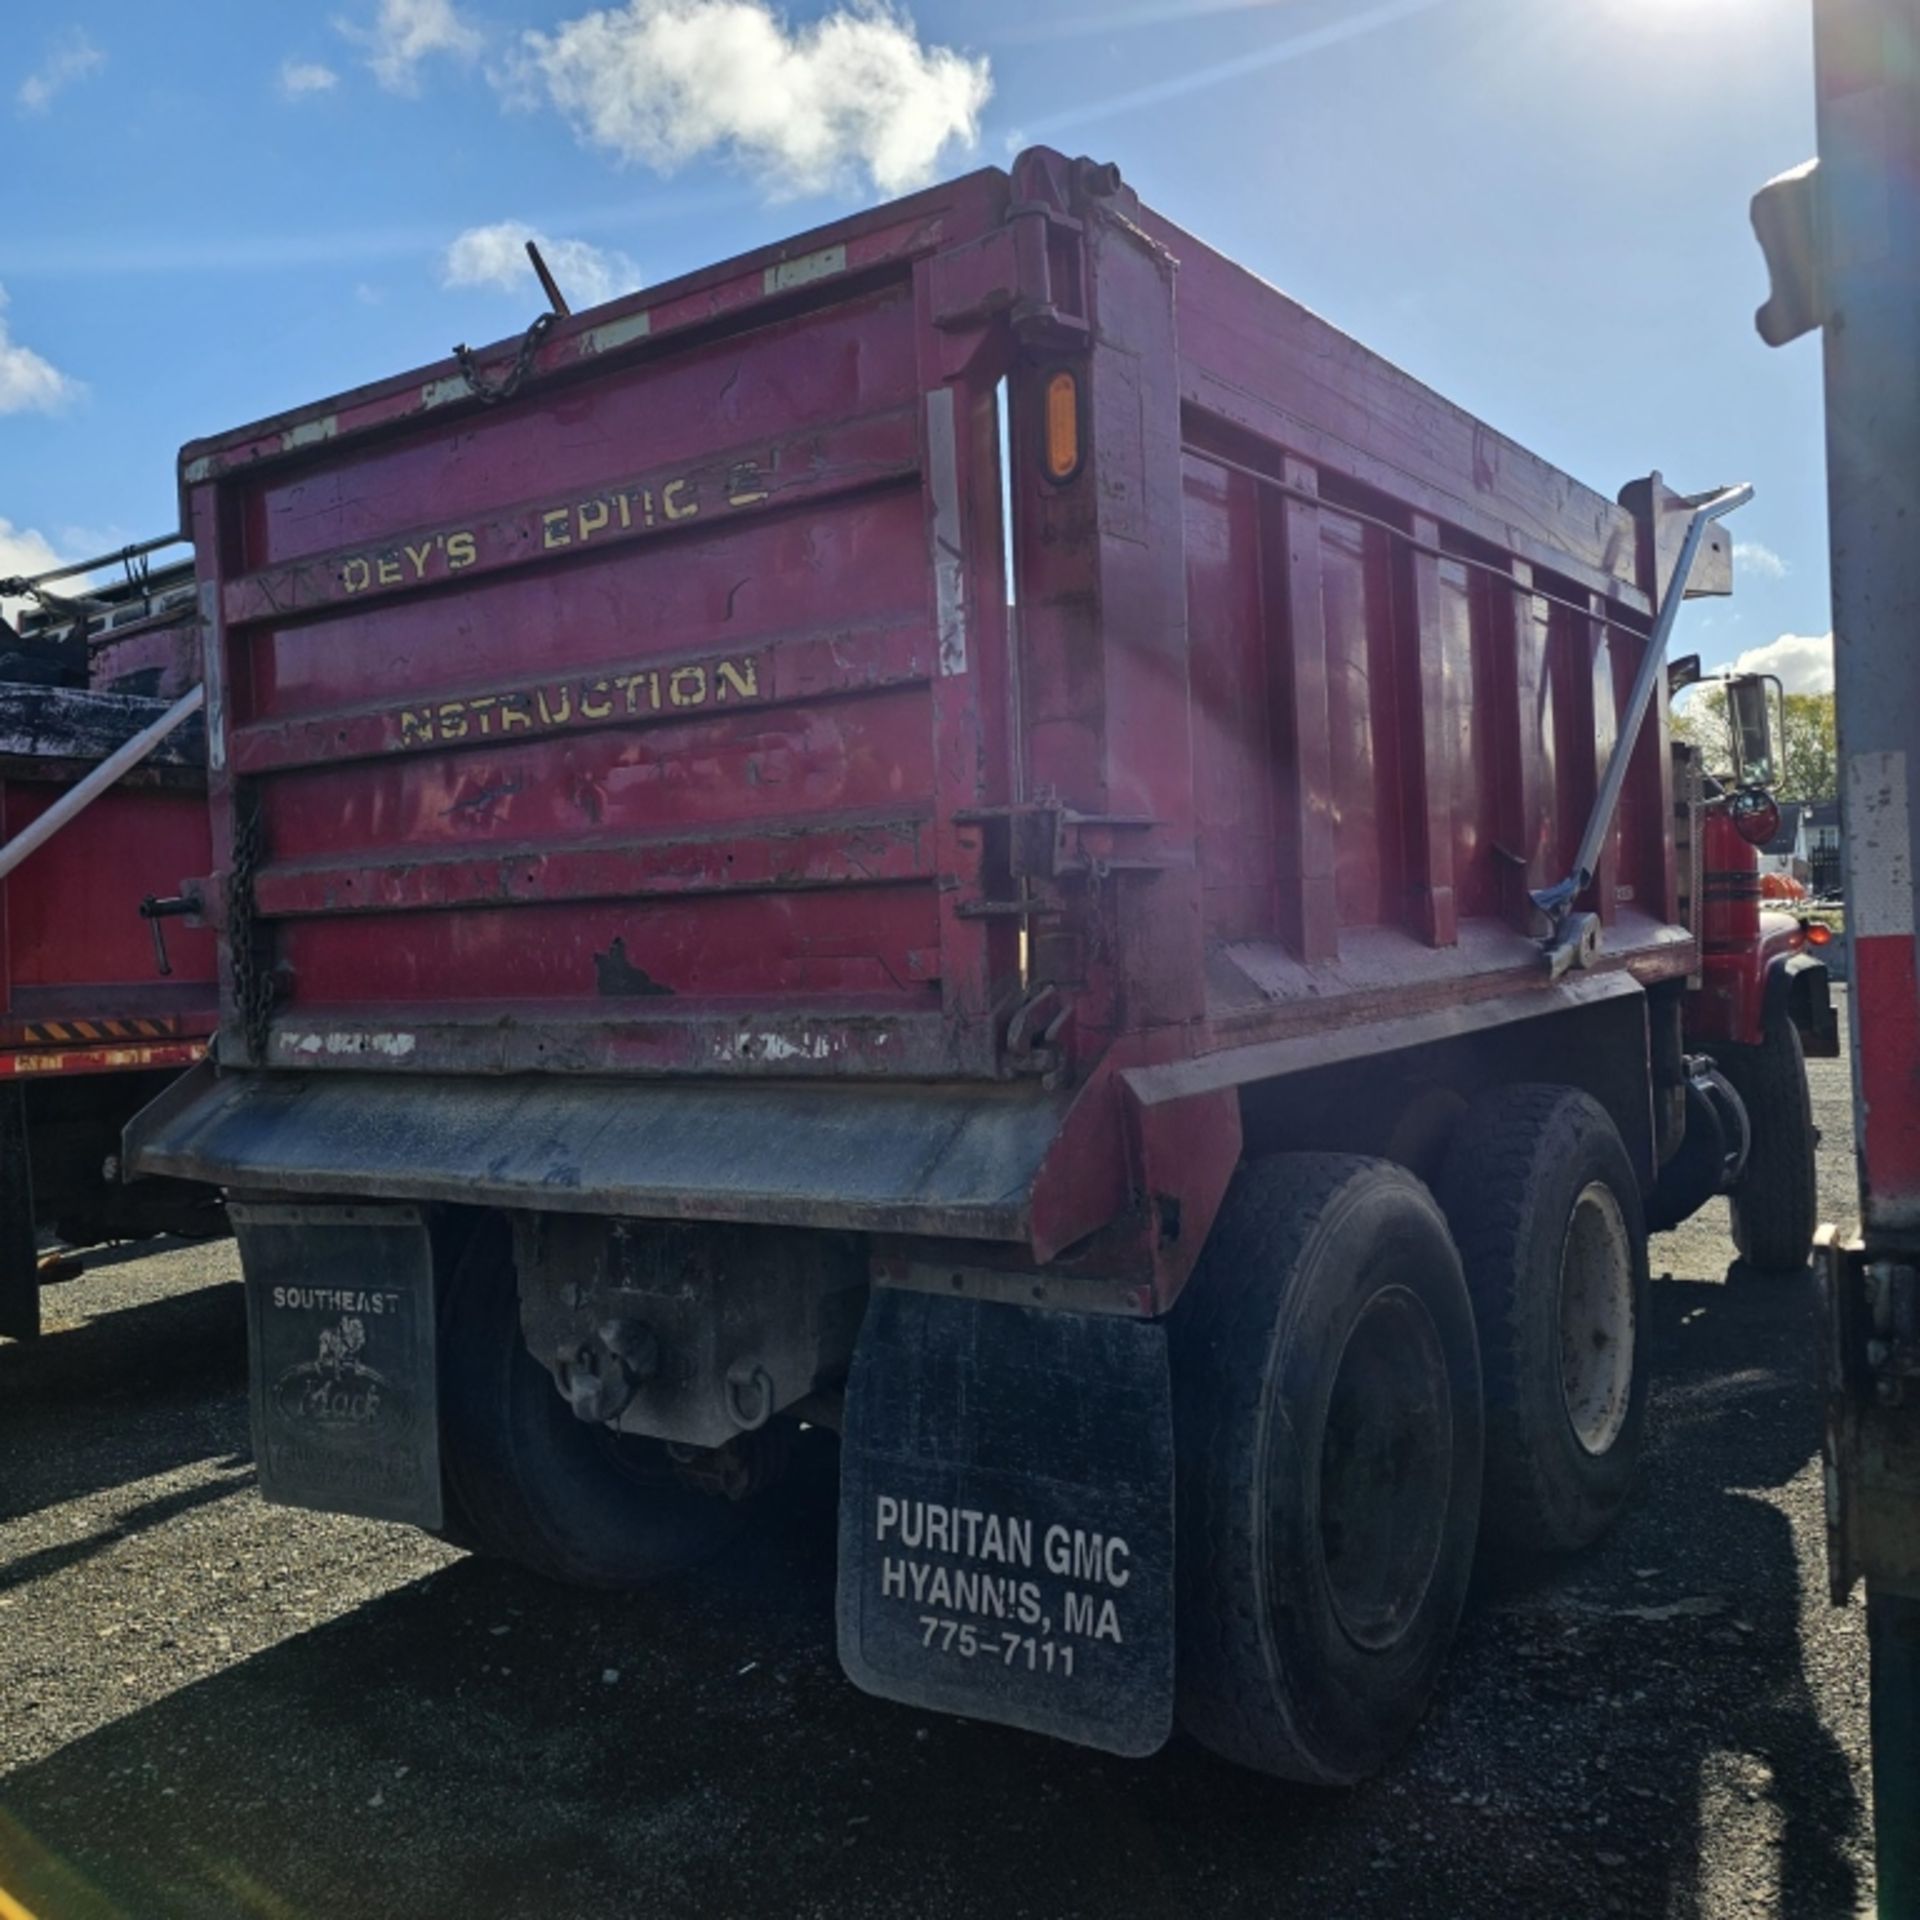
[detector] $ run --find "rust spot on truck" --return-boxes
[442,775,523,828]
[593,937,674,998]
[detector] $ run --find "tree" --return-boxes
[1671,685,1836,801]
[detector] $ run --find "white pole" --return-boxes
[0,684,206,884]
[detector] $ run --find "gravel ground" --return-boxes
[0,997,1874,1918]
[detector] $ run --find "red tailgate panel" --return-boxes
[190,173,1017,1080]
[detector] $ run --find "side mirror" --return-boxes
[1726,673,1779,789]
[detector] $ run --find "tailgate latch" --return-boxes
[139,887,201,978]
[1004,982,1070,1086]
[929,208,1090,367]
[956,802,1160,910]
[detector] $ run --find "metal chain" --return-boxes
[451,309,557,408]
[226,786,275,1063]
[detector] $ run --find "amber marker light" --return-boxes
[1044,370,1081,482]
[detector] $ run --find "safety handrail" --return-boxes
[1533,482,1754,976]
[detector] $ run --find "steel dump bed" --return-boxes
[0,569,215,1077]
[137,147,1714,1283]
[0,717,212,1075]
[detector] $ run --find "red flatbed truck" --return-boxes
[0,554,220,1341]
[128,147,1830,1777]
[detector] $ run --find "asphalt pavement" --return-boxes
[0,996,1874,1918]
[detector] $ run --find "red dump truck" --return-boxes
[127,147,1833,1779]
[0,554,220,1341]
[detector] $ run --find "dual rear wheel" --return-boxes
[432,1086,1650,1783]
[1172,1087,1647,1781]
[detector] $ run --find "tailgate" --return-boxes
[187,171,1021,1080]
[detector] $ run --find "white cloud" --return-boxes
[443,221,641,309]
[0,286,81,415]
[0,522,88,629]
[1733,539,1789,581]
[338,0,482,94]
[17,28,104,113]
[515,0,992,198]
[1731,631,1834,696]
[280,58,341,97]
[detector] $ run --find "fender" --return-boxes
[1766,948,1841,1059]
[1689,911,1822,1050]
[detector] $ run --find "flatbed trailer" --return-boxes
[130,146,1829,1775]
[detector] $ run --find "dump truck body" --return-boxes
[0,563,219,1338]
[132,147,1821,1771]
[140,151,1726,1278]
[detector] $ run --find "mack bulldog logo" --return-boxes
[272,1313,414,1440]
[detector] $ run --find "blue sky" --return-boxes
[0,0,1829,683]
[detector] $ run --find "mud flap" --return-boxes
[837,1289,1174,1758]
[232,1202,443,1529]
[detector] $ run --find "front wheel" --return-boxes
[1171,1155,1484,1784]
[1716,1009,1819,1274]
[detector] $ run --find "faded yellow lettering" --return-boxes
[639,489,655,526]
[390,657,760,751]
[576,499,610,542]
[404,541,433,579]
[341,556,373,594]
[445,531,478,570]
[376,555,402,587]
[615,493,633,529]
[727,462,769,507]
[662,479,699,522]
[542,509,570,550]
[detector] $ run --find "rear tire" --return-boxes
[1717,1009,1818,1274]
[438,1221,752,1588]
[1171,1155,1483,1784]
[1436,1085,1649,1557]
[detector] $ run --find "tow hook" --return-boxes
[724,1358,776,1432]
[555,1318,659,1424]
[139,891,198,978]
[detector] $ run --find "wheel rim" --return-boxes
[1557,1181,1635,1456]
[1314,1284,1454,1652]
